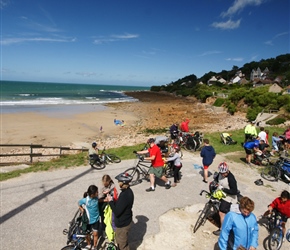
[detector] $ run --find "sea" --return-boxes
[0,80,150,115]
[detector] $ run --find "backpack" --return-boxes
[81,197,90,233]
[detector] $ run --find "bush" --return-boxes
[213,98,225,107]
[227,104,236,115]
[266,117,286,125]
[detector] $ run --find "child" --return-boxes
[165,145,182,187]
[200,139,216,183]
[78,185,100,250]
[271,132,283,155]
[98,175,117,232]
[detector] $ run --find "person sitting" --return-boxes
[213,162,238,236]
[271,132,283,155]
[266,190,290,238]
[89,142,101,163]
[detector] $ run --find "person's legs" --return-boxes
[92,231,98,248]
[115,223,132,250]
[203,165,209,182]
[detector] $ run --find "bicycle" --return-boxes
[261,156,290,183]
[263,210,285,250]
[100,147,121,164]
[88,154,106,170]
[123,154,152,186]
[193,189,221,233]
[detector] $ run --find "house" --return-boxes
[218,78,227,84]
[207,76,218,85]
[250,67,269,81]
[269,83,283,93]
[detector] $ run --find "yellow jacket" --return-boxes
[244,124,257,136]
[104,204,115,242]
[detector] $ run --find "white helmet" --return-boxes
[218,162,229,173]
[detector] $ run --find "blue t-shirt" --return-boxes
[78,196,99,224]
[272,136,280,148]
[244,140,259,149]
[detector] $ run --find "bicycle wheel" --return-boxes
[193,202,212,233]
[261,165,280,181]
[184,140,196,152]
[107,154,121,163]
[268,228,283,250]
[90,160,106,170]
[61,245,77,250]
[164,163,173,178]
[124,167,140,186]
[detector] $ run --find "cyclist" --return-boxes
[78,185,100,250]
[243,139,261,166]
[266,190,290,238]
[200,138,216,183]
[180,118,190,132]
[244,121,257,142]
[213,162,238,236]
[169,122,179,143]
[218,196,259,250]
[136,138,171,191]
[89,142,101,163]
[164,144,182,187]
[107,173,134,250]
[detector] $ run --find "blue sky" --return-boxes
[0,0,289,87]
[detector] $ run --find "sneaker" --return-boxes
[202,179,208,183]
[146,187,155,192]
[82,245,91,250]
[213,229,221,236]
[165,181,171,189]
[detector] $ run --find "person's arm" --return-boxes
[222,174,238,195]
[218,213,233,250]
[249,215,259,249]
[108,193,128,217]
[136,149,149,155]
[166,154,178,162]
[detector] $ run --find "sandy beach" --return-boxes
[1,91,248,150]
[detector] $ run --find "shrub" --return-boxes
[213,98,225,107]
[266,117,286,125]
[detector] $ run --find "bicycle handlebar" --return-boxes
[199,190,211,196]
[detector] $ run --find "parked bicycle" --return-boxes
[263,210,286,250]
[174,131,203,152]
[100,147,121,164]
[123,154,152,186]
[193,188,221,233]
[261,156,290,183]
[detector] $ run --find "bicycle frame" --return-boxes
[267,211,284,250]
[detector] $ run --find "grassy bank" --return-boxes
[0,126,286,182]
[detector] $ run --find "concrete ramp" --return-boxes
[256,112,279,126]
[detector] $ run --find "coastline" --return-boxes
[1,91,248,152]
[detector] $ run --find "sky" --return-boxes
[0,0,289,87]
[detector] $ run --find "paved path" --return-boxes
[1,151,289,250]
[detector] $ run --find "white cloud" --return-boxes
[226,57,244,62]
[199,50,222,56]
[211,19,241,30]
[93,33,139,44]
[76,72,96,77]
[264,31,289,46]
[221,0,265,18]
[0,0,10,9]
[0,37,76,45]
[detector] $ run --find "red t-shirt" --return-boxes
[148,144,164,167]
[270,197,290,218]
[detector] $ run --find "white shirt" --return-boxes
[258,131,267,142]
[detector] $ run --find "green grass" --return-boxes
[0,126,286,182]
[0,144,146,182]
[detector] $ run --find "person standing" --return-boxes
[243,139,260,166]
[244,121,257,142]
[136,138,171,191]
[200,138,216,183]
[165,145,182,187]
[180,118,190,132]
[78,185,100,250]
[218,196,259,250]
[213,162,238,236]
[169,122,179,143]
[107,173,134,250]
[257,127,267,143]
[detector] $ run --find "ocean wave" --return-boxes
[0,97,138,106]
[18,93,35,96]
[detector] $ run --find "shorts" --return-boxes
[171,134,177,140]
[219,199,231,214]
[87,221,99,232]
[203,165,209,170]
[273,145,278,151]
[281,214,288,223]
[149,166,164,178]
[244,147,253,155]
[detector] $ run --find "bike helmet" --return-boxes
[147,138,155,144]
[218,162,229,173]
[92,142,97,148]
[115,172,133,184]
[209,180,219,193]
